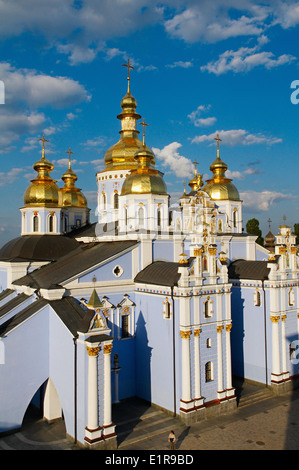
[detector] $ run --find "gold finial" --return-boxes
[122,58,135,93]
[193,158,198,176]
[214,133,222,159]
[66,147,74,169]
[139,118,149,146]
[38,134,49,158]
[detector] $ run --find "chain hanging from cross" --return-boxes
[122,58,135,93]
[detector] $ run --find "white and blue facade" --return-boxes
[0,77,298,449]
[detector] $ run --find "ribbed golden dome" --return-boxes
[24,137,59,207]
[121,145,167,196]
[59,150,88,208]
[202,134,240,201]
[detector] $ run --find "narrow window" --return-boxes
[114,192,119,209]
[138,206,144,227]
[205,362,213,382]
[33,215,39,232]
[157,208,161,227]
[121,315,129,338]
[49,215,54,233]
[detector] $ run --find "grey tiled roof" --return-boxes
[228,259,270,281]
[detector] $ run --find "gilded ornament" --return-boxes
[103,344,113,354]
[180,330,191,339]
[86,346,100,357]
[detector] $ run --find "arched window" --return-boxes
[138,206,144,227]
[218,220,223,232]
[205,362,213,382]
[233,210,237,228]
[203,255,208,271]
[114,192,119,209]
[157,208,161,227]
[101,192,107,211]
[48,215,54,233]
[33,215,39,232]
[124,207,128,226]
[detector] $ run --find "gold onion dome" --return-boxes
[104,59,154,171]
[188,158,203,192]
[121,119,167,196]
[202,134,240,201]
[59,148,87,208]
[24,135,59,207]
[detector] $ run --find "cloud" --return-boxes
[166,61,193,69]
[164,2,267,43]
[226,167,262,180]
[152,142,194,178]
[188,105,216,127]
[192,129,282,146]
[240,190,296,211]
[0,168,25,187]
[201,37,296,75]
[0,62,91,108]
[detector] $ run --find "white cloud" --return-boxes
[192,129,282,146]
[0,62,91,108]
[241,190,296,211]
[152,142,193,178]
[0,168,25,186]
[201,38,296,75]
[188,105,216,127]
[166,61,193,69]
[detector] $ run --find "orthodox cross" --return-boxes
[140,118,149,145]
[193,158,198,175]
[122,58,134,92]
[214,133,222,158]
[38,134,49,157]
[267,218,272,230]
[66,147,74,168]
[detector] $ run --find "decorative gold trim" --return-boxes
[217,325,223,333]
[270,316,280,323]
[281,314,287,322]
[226,324,232,332]
[103,344,113,354]
[194,329,201,337]
[86,346,100,357]
[180,330,192,339]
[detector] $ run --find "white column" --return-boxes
[225,324,234,398]
[281,315,289,380]
[102,343,116,438]
[84,345,102,446]
[86,346,100,430]
[217,325,225,399]
[180,330,194,413]
[271,316,281,382]
[193,329,204,408]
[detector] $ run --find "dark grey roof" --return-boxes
[228,259,270,281]
[0,293,29,320]
[0,295,102,338]
[48,296,93,336]
[0,298,47,337]
[0,288,14,302]
[13,240,138,290]
[134,261,182,287]
[0,235,79,262]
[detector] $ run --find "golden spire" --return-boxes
[139,118,149,146]
[122,58,135,93]
[214,133,222,159]
[38,134,49,159]
[66,147,74,169]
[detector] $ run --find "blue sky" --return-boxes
[0,0,298,245]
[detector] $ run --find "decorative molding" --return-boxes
[86,346,100,357]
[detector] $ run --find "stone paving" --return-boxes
[0,381,299,451]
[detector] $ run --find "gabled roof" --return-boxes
[0,295,98,338]
[228,259,270,281]
[0,293,29,320]
[13,240,138,290]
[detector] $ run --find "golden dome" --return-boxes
[121,145,167,196]
[23,136,59,207]
[59,149,88,208]
[202,134,240,201]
